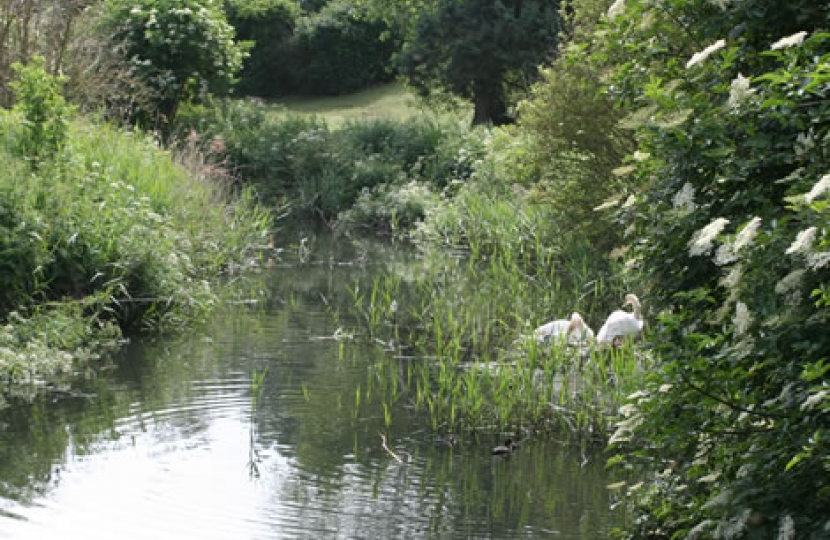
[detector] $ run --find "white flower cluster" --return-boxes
[805,174,830,203]
[786,227,817,255]
[771,31,808,50]
[673,182,697,212]
[687,39,726,69]
[733,301,752,336]
[689,217,729,257]
[715,217,761,265]
[728,74,754,109]
[777,516,796,540]
[607,0,626,20]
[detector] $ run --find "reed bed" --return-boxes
[342,223,648,443]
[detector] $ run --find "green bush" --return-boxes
[292,1,397,96]
[8,57,74,162]
[177,102,485,225]
[591,1,830,537]
[100,0,247,129]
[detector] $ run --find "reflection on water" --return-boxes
[0,230,626,539]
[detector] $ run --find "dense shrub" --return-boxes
[584,1,830,538]
[100,0,247,130]
[177,101,486,225]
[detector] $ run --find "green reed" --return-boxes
[341,210,646,443]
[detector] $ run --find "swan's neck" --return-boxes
[631,300,642,320]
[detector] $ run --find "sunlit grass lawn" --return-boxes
[271,82,471,127]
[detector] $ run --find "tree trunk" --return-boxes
[471,85,513,126]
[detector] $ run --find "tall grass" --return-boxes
[339,175,647,442]
[0,116,271,394]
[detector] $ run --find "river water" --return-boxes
[0,230,626,539]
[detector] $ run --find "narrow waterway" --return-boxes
[0,230,626,539]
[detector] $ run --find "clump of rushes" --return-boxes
[0,61,270,396]
[342,198,646,442]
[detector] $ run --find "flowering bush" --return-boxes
[102,0,246,129]
[585,0,830,538]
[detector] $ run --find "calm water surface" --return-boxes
[0,231,625,539]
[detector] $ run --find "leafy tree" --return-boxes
[397,0,561,125]
[586,0,830,538]
[101,0,247,130]
[225,0,302,97]
[517,0,635,253]
[292,1,397,96]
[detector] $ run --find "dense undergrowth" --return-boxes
[0,61,270,399]
[176,100,484,229]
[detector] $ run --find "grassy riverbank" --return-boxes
[0,62,270,399]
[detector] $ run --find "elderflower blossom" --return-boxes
[672,182,697,211]
[805,174,830,203]
[777,516,796,540]
[795,132,815,156]
[607,0,626,20]
[686,39,726,69]
[786,227,817,255]
[728,74,754,109]
[775,269,806,295]
[720,265,743,289]
[716,509,751,539]
[734,217,761,252]
[689,217,729,257]
[802,390,829,411]
[733,301,752,336]
[771,31,808,50]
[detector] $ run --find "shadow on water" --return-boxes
[0,227,628,539]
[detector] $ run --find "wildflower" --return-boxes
[728,74,754,109]
[786,227,817,255]
[672,182,696,211]
[805,174,830,203]
[777,516,795,540]
[733,301,752,336]
[771,31,808,50]
[689,217,729,257]
[607,0,626,20]
[686,39,726,69]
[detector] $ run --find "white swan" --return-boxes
[535,312,595,346]
[597,294,644,345]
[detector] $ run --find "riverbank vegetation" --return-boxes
[0,59,270,399]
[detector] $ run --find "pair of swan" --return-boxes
[534,294,643,347]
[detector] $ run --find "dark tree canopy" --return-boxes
[398,0,561,125]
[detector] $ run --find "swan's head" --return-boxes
[623,294,640,308]
[567,312,584,329]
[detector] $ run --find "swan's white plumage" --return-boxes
[535,312,594,346]
[597,294,643,344]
